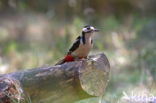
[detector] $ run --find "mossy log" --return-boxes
[0,53,110,103]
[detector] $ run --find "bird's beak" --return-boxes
[94,29,100,32]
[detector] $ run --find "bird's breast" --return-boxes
[72,43,93,58]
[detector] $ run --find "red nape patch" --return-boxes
[64,55,74,62]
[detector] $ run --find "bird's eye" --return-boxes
[87,27,90,30]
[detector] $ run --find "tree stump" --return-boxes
[0,53,110,103]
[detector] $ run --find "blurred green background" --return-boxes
[0,0,156,102]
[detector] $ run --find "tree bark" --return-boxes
[0,53,110,103]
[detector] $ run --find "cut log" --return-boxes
[0,53,110,103]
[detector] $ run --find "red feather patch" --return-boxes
[64,55,74,62]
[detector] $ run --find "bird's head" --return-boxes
[82,25,99,33]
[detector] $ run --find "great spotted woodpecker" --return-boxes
[55,25,99,65]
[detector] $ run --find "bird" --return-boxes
[55,25,99,65]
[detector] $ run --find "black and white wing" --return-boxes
[67,36,81,54]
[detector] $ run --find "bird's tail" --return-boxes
[55,59,65,65]
[55,54,74,65]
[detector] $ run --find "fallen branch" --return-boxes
[0,53,110,103]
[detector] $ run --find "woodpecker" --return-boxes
[55,25,99,65]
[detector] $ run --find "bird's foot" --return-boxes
[74,58,84,61]
[74,57,88,61]
[85,57,95,62]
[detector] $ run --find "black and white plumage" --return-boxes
[67,25,98,57]
[68,36,81,54]
[55,25,99,65]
